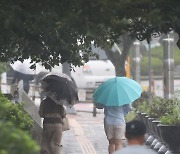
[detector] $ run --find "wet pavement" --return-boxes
[61,103,158,154]
[61,103,108,154]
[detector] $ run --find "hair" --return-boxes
[125,120,146,140]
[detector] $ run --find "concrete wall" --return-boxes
[18,84,42,144]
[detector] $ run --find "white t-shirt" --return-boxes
[114,145,157,154]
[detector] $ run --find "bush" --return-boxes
[134,95,177,119]
[0,93,33,134]
[0,93,40,154]
[134,93,180,125]
[160,99,180,125]
[0,121,40,154]
[125,110,138,122]
[133,91,150,109]
[147,97,176,118]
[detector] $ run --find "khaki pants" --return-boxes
[41,123,62,154]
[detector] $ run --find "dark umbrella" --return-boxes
[41,72,79,106]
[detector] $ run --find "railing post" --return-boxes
[93,103,97,117]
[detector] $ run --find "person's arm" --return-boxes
[123,104,132,116]
[39,100,45,117]
[60,105,66,118]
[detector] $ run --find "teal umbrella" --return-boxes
[93,77,142,106]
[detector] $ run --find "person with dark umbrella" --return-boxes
[39,80,66,154]
[39,73,78,154]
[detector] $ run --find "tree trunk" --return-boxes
[102,34,135,77]
[115,59,126,76]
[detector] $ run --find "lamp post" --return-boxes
[163,37,174,99]
[148,41,152,99]
[133,41,141,83]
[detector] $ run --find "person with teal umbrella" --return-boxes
[93,77,142,154]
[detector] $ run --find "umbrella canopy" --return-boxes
[41,72,79,106]
[93,77,142,106]
[10,59,48,75]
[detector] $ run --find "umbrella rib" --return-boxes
[96,82,115,105]
[116,78,142,95]
[123,83,142,97]
[117,83,141,103]
[106,83,117,106]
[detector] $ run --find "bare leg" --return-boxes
[115,139,122,151]
[108,139,115,154]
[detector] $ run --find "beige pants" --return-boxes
[41,123,62,154]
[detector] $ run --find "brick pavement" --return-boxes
[61,103,158,154]
[61,112,108,154]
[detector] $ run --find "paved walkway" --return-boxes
[61,105,108,154]
[60,103,158,154]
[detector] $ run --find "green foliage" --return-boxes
[134,93,180,125]
[134,95,171,118]
[0,121,40,154]
[0,62,8,75]
[147,97,176,118]
[151,46,163,59]
[141,56,163,76]
[131,93,173,121]
[0,0,180,68]
[150,46,180,65]
[125,110,138,122]
[133,92,149,109]
[160,99,180,125]
[136,101,151,115]
[0,0,129,68]
[140,44,180,76]
[0,93,39,153]
[0,93,33,134]
[174,47,180,65]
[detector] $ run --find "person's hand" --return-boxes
[63,113,66,118]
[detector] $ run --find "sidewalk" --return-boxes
[61,103,158,154]
[61,103,108,154]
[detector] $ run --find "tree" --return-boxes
[0,0,180,76]
[126,0,180,47]
[0,0,128,69]
[103,34,134,76]
[0,62,8,75]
